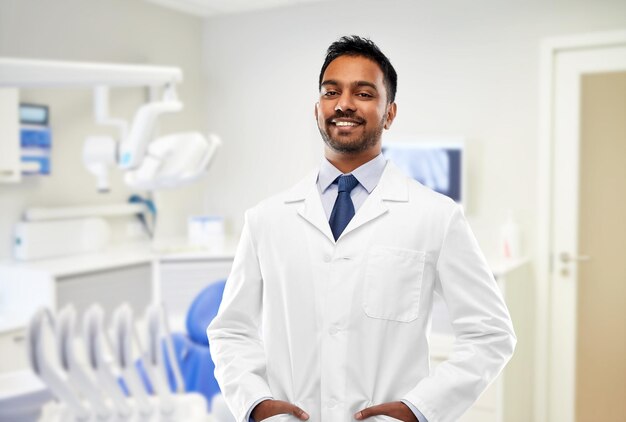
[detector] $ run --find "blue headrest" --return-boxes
[186,279,226,346]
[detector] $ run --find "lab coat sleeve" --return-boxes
[207,210,273,422]
[401,205,517,422]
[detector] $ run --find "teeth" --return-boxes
[335,121,358,127]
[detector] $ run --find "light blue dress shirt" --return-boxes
[317,153,387,219]
[247,154,427,422]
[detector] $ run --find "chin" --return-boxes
[319,126,378,154]
[327,140,370,154]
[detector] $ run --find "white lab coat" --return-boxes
[207,161,516,422]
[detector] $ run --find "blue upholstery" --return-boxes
[186,280,226,346]
[160,279,227,410]
[129,279,227,410]
[166,333,220,404]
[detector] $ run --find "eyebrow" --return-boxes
[321,80,379,91]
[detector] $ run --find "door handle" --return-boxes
[559,252,591,263]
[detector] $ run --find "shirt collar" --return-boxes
[317,153,387,194]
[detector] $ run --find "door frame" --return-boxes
[535,29,626,422]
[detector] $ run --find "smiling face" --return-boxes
[316,55,396,157]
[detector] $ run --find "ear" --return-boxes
[383,102,397,130]
[314,102,319,120]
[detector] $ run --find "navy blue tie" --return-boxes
[329,174,359,240]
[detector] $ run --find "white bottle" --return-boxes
[500,210,521,261]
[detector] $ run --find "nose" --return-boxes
[335,92,356,113]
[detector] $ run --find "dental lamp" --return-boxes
[0,57,221,192]
[84,84,221,192]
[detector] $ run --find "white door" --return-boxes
[550,44,626,422]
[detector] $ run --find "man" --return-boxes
[207,36,516,422]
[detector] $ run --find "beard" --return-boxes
[318,111,385,154]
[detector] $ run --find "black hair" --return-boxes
[319,35,397,103]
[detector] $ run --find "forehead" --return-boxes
[322,55,385,87]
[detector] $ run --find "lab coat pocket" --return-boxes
[363,246,425,322]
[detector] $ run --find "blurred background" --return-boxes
[0,0,625,421]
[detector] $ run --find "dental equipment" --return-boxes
[27,308,91,421]
[86,82,221,192]
[83,304,133,418]
[125,132,221,190]
[83,135,117,193]
[93,86,128,140]
[57,305,111,419]
[119,85,182,170]
[0,57,221,192]
[28,304,211,422]
[111,304,152,417]
[143,304,185,418]
[87,84,221,191]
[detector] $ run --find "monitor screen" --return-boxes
[382,140,464,203]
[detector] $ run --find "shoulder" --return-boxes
[408,177,457,210]
[384,160,457,213]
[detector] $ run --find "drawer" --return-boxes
[0,328,28,373]
[56,263,152,317]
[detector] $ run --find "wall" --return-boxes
[0,0,208,258]
[200,1,626,421]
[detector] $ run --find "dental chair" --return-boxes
[165,279,226,411]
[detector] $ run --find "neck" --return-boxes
[324,147,381,174]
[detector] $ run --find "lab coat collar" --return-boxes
[284,169,335,242]
[338,160,408,240]
[373,160,410,202]
[284,161,409,243]
[284,160,408,202]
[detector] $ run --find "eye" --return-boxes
[356,92,374,98]
[323,91,339,97]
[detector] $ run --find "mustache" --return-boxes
[326,110,365,125]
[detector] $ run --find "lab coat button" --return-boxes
[323,255,332,262]
[329,326,339,335]
[327,399,337,408]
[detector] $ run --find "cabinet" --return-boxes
[155,253,234,331]
[0,88,20,183]
[0,241,237,374]
[0,327,27,374]
[0,245,154,373]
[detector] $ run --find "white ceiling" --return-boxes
[145,0,333,17]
